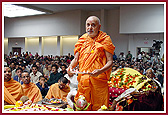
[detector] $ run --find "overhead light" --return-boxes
[3,4,46,18]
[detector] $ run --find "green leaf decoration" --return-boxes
[83,103,91,111]
[74,103,82,110]
[73,103,91,111]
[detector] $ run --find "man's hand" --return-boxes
[67,66,73,74]
[41,81,45,88]
[60,103,68,109]
[90,69,101,77]
[90,50,113,77]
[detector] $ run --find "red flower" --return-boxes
[130,81,134,85]
[142,86,146,89]
[124,80,128,83]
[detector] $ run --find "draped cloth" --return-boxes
[45,83,70,102]
[74,31,115,110]
[22,82,42,103]
[4,78,24,105]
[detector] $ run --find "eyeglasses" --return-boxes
[22,76,30,78]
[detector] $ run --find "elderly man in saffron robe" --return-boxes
[67,16,115,110]
[4,66,24,105]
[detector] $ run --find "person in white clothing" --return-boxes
[66,89,77,109]
[118,52,125,61]
[64,72,78,91]
[30,64,43,84]
[137,52,142,62]
[65,72,78,109]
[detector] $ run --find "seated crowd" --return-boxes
[4,51,164,106]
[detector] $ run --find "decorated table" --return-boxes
[108,68,163,111]
[4,98,72,111]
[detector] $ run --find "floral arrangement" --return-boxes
[74,95,90,111]
[109,68,161,111]
[4,104,67,111]
[108,68,157,91]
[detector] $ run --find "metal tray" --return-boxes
[40,98,64,105]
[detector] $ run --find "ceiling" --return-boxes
[16,4,121,14]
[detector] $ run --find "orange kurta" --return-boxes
[22,82,42,103]
[4,78,24,105]
[45,83,70,102]
[74,31,115,110]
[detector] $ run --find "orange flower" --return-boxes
[127,99,133,105]
[124,79,128,83]
[111,77,115,81]
[115,103,123,111]
[127,82,130,85]
[148,85,152,88]
[116,76,120,79]
[122,85,129,89]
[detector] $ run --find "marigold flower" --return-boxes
[127,99,133,105]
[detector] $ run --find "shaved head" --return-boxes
[86,16,101,38]
[86,16,101,25]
